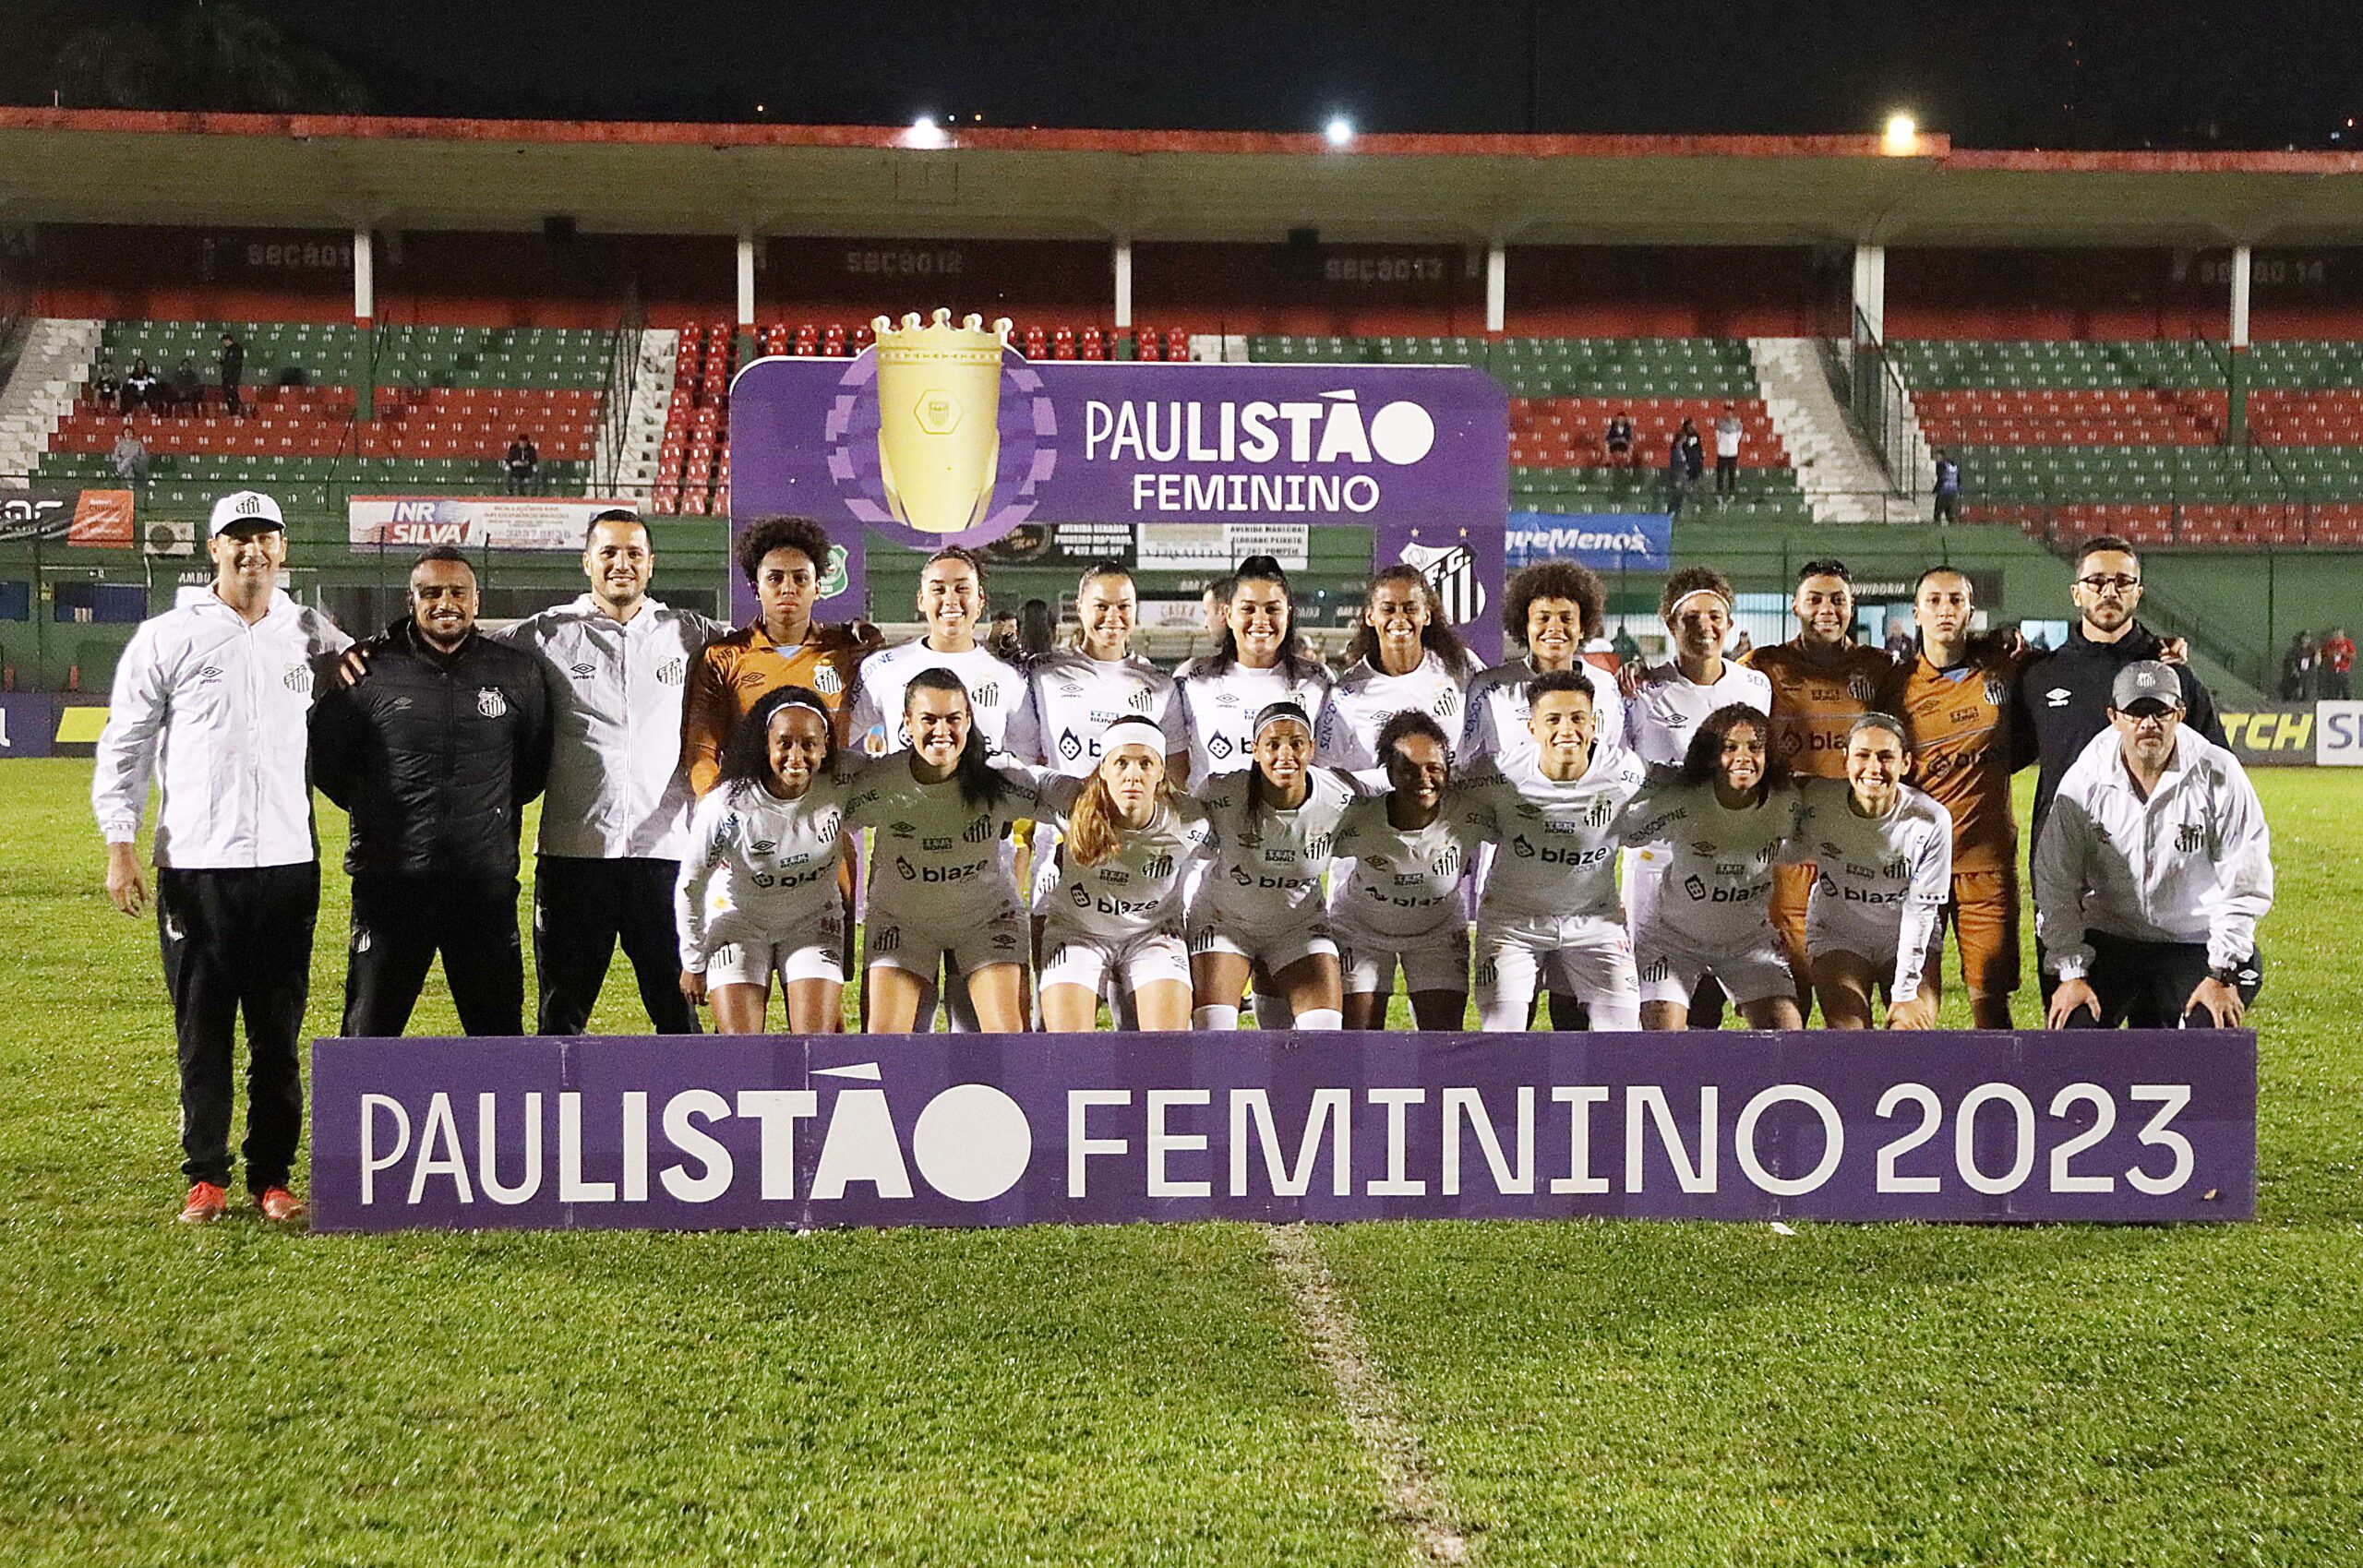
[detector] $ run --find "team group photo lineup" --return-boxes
[101,485,2276,1220]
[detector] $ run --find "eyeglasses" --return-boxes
[2076,574,2141,594]
[2118,705,2178,726]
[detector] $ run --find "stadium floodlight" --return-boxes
[1325,115,1354,149]
[1883,114,1917,152]
[906,114,948,150]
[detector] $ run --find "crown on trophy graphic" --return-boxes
[870,308,1014,535]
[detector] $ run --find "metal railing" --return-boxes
[593,285,645,496]
[1840,307,1920,498]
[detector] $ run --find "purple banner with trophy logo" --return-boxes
[312,1030,2254,1232]
[727,337,1509,661]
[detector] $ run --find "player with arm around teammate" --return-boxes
[676,687,858,1035]
[847,669,1044,1034]
[1457,669,1650,1032]
[1176,555,1332,788]
[1316,564,1478,772]
[1329,712,1482,1030]
[1793,714,1952,1030]
[1032,715,1213,1033]
[1189,701,1356,1031]
[1464,559,1625,772]
[1620,703,1806,1031]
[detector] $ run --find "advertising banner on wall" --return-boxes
[0,694,56,758]
[0,487,136,547]
[728,323,1510,659]
[2316,700,2363,765]
[312,1028,2253,1233]
[347,496,641,553]
[1505,511,1672,573]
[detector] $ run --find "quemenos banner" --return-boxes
[311,1030,2254,1232]
[728,311,1511,659]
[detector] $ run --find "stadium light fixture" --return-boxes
[1325,115,1354,149]
[906,114,948,150]
[1883,113,1918,153]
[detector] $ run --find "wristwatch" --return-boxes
[2207,964,2239,986]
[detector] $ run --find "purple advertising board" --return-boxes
[0,694,56,759]
[312,1030,2254,1233]
[727,336,1510,660]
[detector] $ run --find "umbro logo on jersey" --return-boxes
[752,838,776,853]
[193,664,223,685]
[656,658,686,686]
[890,820,916,838]
[477,688,509,719]
[1820,841,1843,858]
[1059,682,1084,698]
[570,662,597,680]
[2046,687,2071,708]
[1365,854,1392,871]
[1058,731,1083,761]
[1215,693,1241,707]
[1691,841,1717,855]
[736,671,771,690]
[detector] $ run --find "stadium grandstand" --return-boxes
[6,110,2363,704]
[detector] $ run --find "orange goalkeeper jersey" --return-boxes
[1740,640,1895,780]
[1878,645,2033,875]
[679,621,871,797]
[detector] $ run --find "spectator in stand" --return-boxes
[92,358,119,413]
[1604,409,1634,467]
[505,432,539,496]
[1933,448,1961,523]
[1884,619,1916,658]
[1678,416,1705,487]
[217,331,245,416]
[2322,627,2357,699]
[109,419,149,485]
[169,357,202,417]
[2280,633,2316,700]
[1611,623,1641,665]
[122,357,157,413]
[1663,431,1688,519]
[1712,401,1744,497]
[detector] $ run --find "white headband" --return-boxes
[1100,715,1166,752]
[1668,588,1731,618]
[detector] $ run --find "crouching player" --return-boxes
[1457,670,1649,1032]
[675,688,858,1034]
[1329,712,1481,1030]
[1621,704,1806,1030]
[849,669,1044,1034]
[1189,701,1356,1031]
[1033,715,1212,1033]
[1793,714,1952,1029]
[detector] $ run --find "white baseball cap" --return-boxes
[208,490,284,537]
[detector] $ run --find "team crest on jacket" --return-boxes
[814,665,843,696]
[477,687,508,719]
[657,658,686,686]
[282,664,311,693]
[2177,822,2205,854]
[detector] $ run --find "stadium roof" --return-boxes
[7,109,2363,247]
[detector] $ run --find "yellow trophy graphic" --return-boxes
[870,308,1014,534]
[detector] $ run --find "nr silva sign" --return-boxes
[312,1032,2253,1232]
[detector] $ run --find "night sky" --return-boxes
[6,0,2361,151]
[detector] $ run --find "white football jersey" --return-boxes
[1326,795,1481,940]
[846,639,1026,756]
[673,772,853,968]
[1194,767,1359,928]
[1006,649,1185,775]
[1462,657,1627,774]
[845,753,1043,916]
[1793,778,1953,1002]
[1453,742,1648,923]
[1619,779,1805,948]
[1041,796,1214,940]
[1621,660,1775,769]
[1315,652,1469,772]
[1177,660,1332,787]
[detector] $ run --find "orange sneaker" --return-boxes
[177,1182,229,1225]
[254,1187,307,1224]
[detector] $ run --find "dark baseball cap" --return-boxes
[2111,661,2184,713]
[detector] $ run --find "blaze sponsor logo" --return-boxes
[1058,730,1084,762]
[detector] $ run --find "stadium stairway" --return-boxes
[0,318,103,484]
[1748,337,1922,524]
[606,329,678,500]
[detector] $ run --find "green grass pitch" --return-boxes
[3,758,2359,1565]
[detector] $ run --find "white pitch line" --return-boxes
[1265,1224,1471,1565]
